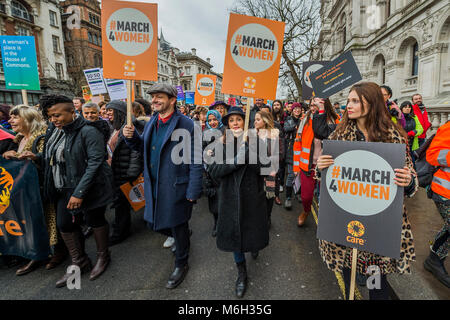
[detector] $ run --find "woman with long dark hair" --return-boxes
[292,97,339,227]
[106,101,144,246]
[316,82,417,299]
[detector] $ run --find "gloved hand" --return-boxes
[407,131,415,137]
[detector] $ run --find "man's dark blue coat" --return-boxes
[125,110,203,230]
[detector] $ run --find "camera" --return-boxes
[387,99,398,117]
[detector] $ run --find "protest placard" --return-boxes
[0,35,40,104]
[101,0,158,81]
[176,86,185,100]
[317,140,406,259]
[84,67,107,95]
[302,61,329,99]
[221,13,285,100]
[104,78,127,100]
[194,74,216,106]
[185,91,195,104]
[309,51,362,99]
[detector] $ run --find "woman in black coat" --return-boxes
[23,95,114,287]
[207,107,269,299]
[106,100,144,245]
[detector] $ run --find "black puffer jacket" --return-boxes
[283,115,301,164]
[110,119,145,192]
[38,116,114,211]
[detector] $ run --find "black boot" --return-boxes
[212,217,218,237]
[235,261,248,298]
[424,251,450,288]
[56,231,92,288]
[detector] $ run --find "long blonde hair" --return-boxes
[10,105,46,135]
[256,110,279,139]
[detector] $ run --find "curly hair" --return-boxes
[39,94,74,119]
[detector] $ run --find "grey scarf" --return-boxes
[46,128,66,189]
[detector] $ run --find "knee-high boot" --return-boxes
[56,230,92,288]
[90,224,111,280]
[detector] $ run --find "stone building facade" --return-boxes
[314,0,450,133]
[0,0,71,105]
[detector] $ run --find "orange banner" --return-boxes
[194,74,216,106]
[221,13,285,100]
[101,0,158,81]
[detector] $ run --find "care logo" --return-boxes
[0,167,13,214]
[124,60,136,72]
[230,23,278,73]
[326,150,396,216]
[106,8,153,56]
[347,220,365,237]
[197,77,214,97]
[244,76,256,89]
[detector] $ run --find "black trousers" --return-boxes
[56,190,107,233]
[155,221,190,268]
[111,192,132,238]
[342,267,390,300]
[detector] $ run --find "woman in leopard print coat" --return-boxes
[3,105,63,276]
[316,82,418,300]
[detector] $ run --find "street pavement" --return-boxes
[1,188,448,300]
[0,192,343,300]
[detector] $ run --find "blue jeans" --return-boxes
[233,252,245,264]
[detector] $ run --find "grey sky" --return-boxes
[127,0,236,74]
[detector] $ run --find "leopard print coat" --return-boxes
[317,120,417,274]
[15,126,57,247]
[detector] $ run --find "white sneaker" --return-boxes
[163,236,175,248]
[279,186,284,193]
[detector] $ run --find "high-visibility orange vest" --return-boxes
[293,114,340,173]
[293,118,314,173]
[426,121,450,199]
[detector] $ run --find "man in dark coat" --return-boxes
[123,83,203,289]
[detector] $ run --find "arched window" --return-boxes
[11,1,31,21]
[412,42,419,76]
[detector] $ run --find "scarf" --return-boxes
[206,110,223,129]
[46,128,66,190]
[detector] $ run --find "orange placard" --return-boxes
[222,13,285,100]
[120,174,145,212]
[194,74,216,106]
[101,0,158,81]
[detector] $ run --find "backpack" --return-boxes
[413,134,438,188]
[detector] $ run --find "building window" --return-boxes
[89,13,100,26]
[11,1,31,21]
[412,42,419,76]
[55,63,63,80]
[185,66,190,75]
[17,26,29,36]
[49,10,58,27]
[52,35,60,53]
[88,32,93,43]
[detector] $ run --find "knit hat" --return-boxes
[291,102,302,111]
[106,100,127,114]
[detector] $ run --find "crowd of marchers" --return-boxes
[0,81,448,298]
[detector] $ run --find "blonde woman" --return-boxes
[3,105,64,275]
[254,110,281,230]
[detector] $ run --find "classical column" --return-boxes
[351,0,361,36]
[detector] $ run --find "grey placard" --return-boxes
[309,51,362,99]
[316,140,406,259]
